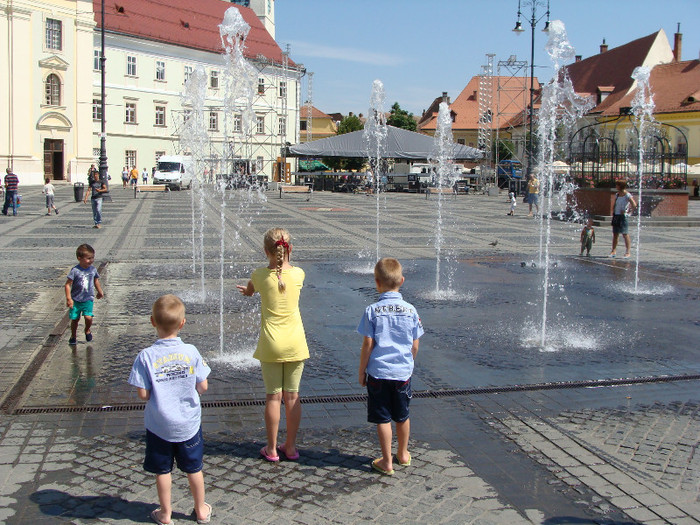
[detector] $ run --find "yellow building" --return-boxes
[299,105,337,143]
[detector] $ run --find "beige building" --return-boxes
[1,0,302,185]
[1,0,95,184]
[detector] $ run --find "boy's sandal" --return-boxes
[277,444,300,461]
[371,458,394,476]
[260,446,279,462]
[150,508,173,525]
[85,331,93,342]
[190,502,212,524]
[395,453,411,466]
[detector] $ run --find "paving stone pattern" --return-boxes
[1,185,700,523]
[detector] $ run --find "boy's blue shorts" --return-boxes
[69,300,94,320]
[143,427,203,475]
[366,375,412,424]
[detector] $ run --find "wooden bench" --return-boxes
[425,187,457,199]
[279,184,312,201]
[134,184,170,198]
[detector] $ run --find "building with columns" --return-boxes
[1,0,301,185]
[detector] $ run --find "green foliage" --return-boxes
[386,102,417,131]
[493,139,515,163]
[337,114,364,135]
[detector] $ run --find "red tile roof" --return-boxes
[93,0,295,67]
[599,59,700,116]
[300,106,333,119]
[418,76,538,132]
[564,31,662,114]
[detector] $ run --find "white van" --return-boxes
[153,155,194,190]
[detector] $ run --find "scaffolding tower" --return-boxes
[477,54,495,187]
[495,55,529,184]
[305,72,314,143]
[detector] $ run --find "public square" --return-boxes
[1,184,700,524]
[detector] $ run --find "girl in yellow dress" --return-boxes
[237,228,309,462]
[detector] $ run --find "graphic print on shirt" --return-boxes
[152,353,205,383]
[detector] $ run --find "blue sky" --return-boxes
[275,0,700,118]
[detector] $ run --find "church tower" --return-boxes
[229,0,275,39]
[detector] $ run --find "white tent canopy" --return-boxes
[289,125,482,161]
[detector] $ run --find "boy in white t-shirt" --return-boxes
[128,295,212,524]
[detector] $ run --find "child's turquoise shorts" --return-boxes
[69,300,94,320]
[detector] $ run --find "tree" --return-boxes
[323,114,365,171]
[386,102,416,131]
[336,114,364,135]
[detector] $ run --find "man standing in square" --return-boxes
[2,168,19,216]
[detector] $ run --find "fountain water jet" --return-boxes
[364,79,388,263]
[180,66,209,299]
[630,66,655,292]
[428,102,459,296]
[535,20,593,348]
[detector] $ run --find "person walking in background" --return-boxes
[43,177,59,215]
[357,257,424,476]
[527,173,540,217]
[85,169,108,228]
[2,168,19,216]
[610,180,638,258]
[130,166,139,187]
[121,166,129,188]
[128,295,212,525]
[142,167,148,185]
[237,228,309,463]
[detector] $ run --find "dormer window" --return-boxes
[597,86,614,104]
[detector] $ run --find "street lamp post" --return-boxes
[513,0,550,179]
[99,0,109,187]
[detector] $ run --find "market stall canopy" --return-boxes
[288,125,482,160]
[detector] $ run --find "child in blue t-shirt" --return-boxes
[357,258,424,476]
[128,294,212,525]
[64,244,104,345]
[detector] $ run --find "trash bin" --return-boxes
[73,182,85,202]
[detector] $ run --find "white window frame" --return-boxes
[279,81,287,98]
[184,65,193,83]
[127,55,137,77]
[209,111,219,131]
[156,61,166,81]
[44,74,61,106]
[94,50,101,71]
[125,102,137,124]
[278,116,286,136]
[256,115,265,134]
[210,70,219,89]
[233,114,242,133]
[45,18,62,51]
[257,77,265,95]
[125,150,137,168]
[155,106,166,126]
[92,98,102,121]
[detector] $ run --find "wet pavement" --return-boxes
[1,183,700,524]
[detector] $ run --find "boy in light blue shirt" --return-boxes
[357,258,423,476]
[129,294,212,525]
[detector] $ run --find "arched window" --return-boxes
[45,74,61,106]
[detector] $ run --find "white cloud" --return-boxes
[287,40,405,67]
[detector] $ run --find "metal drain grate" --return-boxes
[12,373,700,415]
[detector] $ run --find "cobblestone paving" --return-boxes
[1,185,700,523]
[1,415,536,525]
